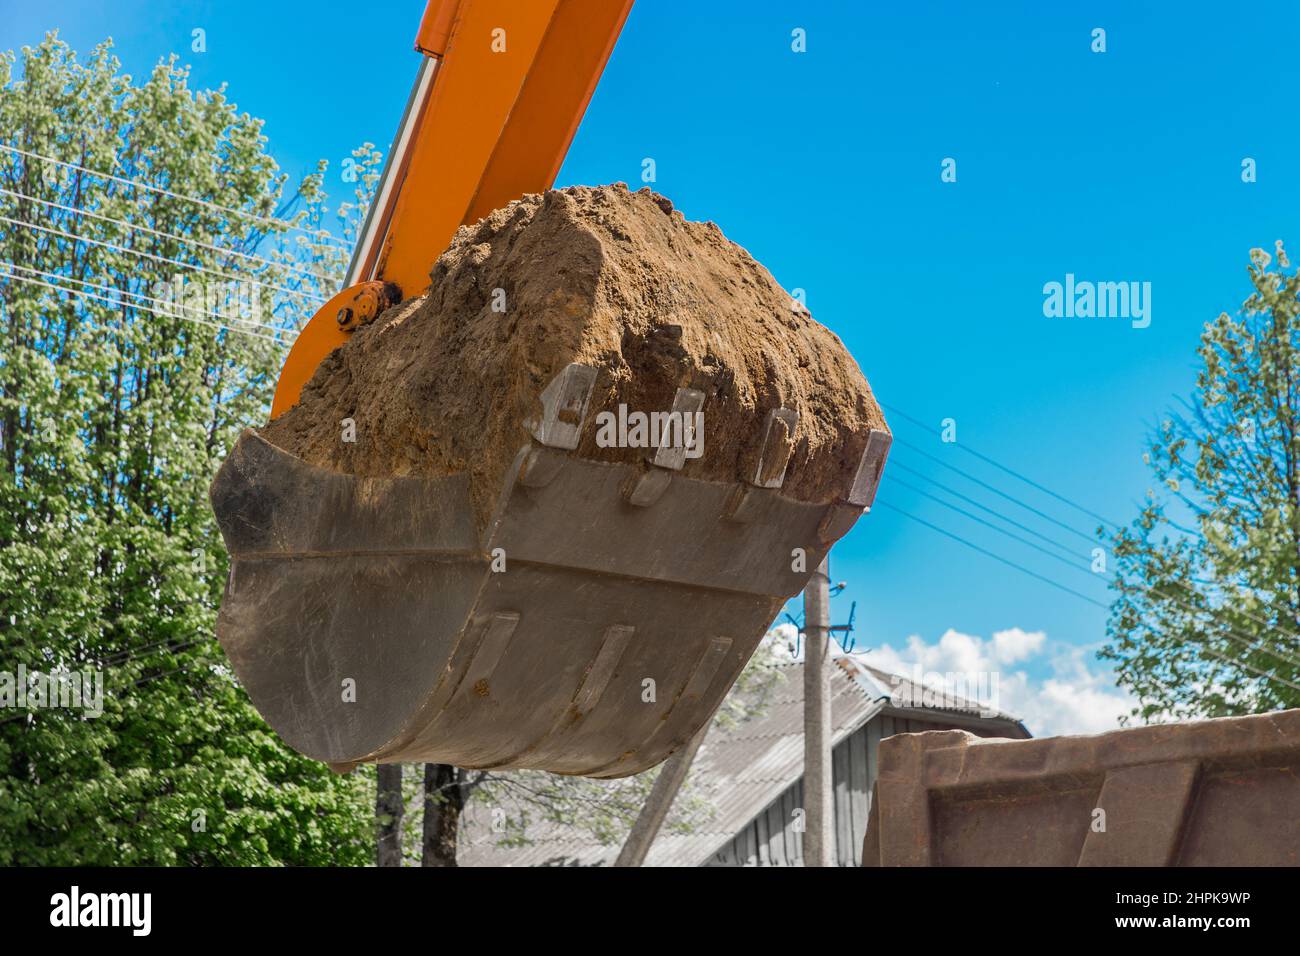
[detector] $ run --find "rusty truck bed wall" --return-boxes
[861,709,1300,867]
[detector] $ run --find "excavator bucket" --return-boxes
[211,364,890,777]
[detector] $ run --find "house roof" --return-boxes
[841,655,1026,727]
[457,654,1028,866]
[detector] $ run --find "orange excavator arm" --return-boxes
[271,0,634,418]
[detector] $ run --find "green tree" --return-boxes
[1103,242,1300,721]
[0,35,378,864]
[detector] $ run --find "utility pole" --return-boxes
[802,554,833,866]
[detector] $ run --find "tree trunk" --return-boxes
[422,763,464,867]
[376,763,404,867]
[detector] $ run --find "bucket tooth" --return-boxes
[722,407,798,522]
[847,427,892,508]
[526,363,597,449]
[811,431,894,546]
[623,387,706,507]
[722,483,773,523]
[817,502,865,545]
[517,445,567,489]
[624,466,673,506]
[650,386,705,471]
[751,407,799,488]
[813,427,892,546]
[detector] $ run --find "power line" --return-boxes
[886,401,1300,646]
[887,474,1099,578]
[875,500,1109,609]
[96,636,209,669]
[3,261,295,338]
[1185,643,1296,693]
[890,457,1083,559]
[897,395,1300,654]
[0,215,326,303]
[876,501,1300,689]
[0,186,338,284]
[880,401,1121,530]
[3,266,292,343]
[892,435,1099,546]
[885,455,1300,670]
[1112,575,1300,672]
[118,664,200,692]
[0,142,350,248]
[1,269,292,345]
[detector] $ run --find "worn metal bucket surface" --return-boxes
[861,708,1300,866]
[212,364,890,777]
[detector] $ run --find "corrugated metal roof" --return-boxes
[457,654,1025,866]
[842,655,1025,726]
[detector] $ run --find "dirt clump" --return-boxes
[261,183,886,532]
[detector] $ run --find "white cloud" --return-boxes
[992,627,1045,665]
[860,627,1134,738]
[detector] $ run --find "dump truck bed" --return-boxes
[861,708,1300,866]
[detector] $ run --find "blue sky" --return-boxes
[5,1,1297,734]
